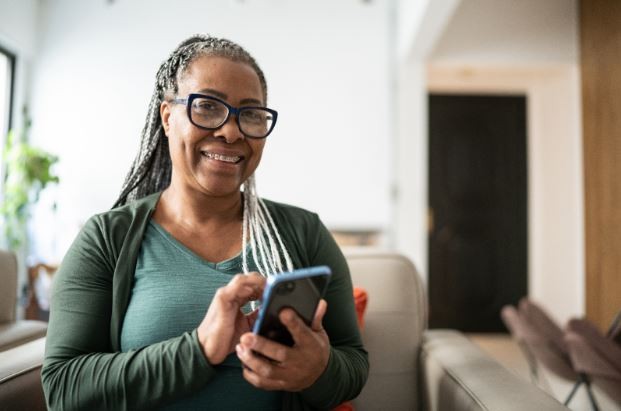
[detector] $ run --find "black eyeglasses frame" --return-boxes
[171,93,278,139]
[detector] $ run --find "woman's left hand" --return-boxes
[236,299,330,392]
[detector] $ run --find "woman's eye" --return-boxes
[241,110,264,123]
[194,100,217,111]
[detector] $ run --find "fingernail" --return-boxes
[241,334,255,346]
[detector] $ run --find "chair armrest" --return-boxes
[0,321,48,352]
[421,330,568,411]
[0,337,47,411]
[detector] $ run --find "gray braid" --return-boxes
[114,34,293,277]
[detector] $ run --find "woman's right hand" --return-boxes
[196,273,265,364]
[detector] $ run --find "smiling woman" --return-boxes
[41,35,368,411]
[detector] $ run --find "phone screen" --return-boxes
[252,266,331,346]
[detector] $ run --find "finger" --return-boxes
[240,332,288,363]
[240,274,266,300]
[311,299,328,331]
[241,366,286,391]
[216,275,265,305]
[236,344,286,382]
[246,287,263,302]
[232,273,266,289]
[279,308,312,346]
[215,284,260,307]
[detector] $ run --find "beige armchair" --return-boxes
[0,249,47,352]
[0,249,48,411]
[346,248,427,409]
[345,248,568,411]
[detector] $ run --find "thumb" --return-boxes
[311,299,328,331]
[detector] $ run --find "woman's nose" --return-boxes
[215,115,244,143]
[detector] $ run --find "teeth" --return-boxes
[203,152,241,163]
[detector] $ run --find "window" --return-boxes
[0,46,16,180]
[0,47,15,140]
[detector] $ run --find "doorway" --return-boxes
[428,94,528,332]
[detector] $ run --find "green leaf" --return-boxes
[1,108,59,250]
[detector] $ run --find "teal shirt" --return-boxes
[121,221,281,410]
[42,192,368,411]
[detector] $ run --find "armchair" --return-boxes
[565,317,621,406]
[0,249,47,352]
[344,249,567,411]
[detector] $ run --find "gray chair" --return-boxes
[0,249,47,352]
[511,298,600,410]
[501,305,540,383]
[565,317,621,407]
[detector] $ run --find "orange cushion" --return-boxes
[333,402,355,411]
[353,287,368,330]
[332,286,368,411]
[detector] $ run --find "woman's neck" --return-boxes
[157,184,243,228]
[152,183,245,263]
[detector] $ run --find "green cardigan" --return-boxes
[42,192,368,411]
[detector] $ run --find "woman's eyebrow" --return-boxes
[196,88,263,106]
[239,98,263,106]
[197,88,228,99]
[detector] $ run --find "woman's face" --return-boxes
[161,56,266,198]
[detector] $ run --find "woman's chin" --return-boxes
[195,180,244,198]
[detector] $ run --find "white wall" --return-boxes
[28,0,393,262]
[424,0,583,324]
[0,0,39,52]
[396,0,429,59]
[394,0,460,280]
[431,0,577,65]
[0,0,39,144]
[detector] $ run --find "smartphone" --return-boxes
[252,266,332,347]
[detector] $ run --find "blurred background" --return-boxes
[0,0,618,341]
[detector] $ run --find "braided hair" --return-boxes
[114,34,293,276]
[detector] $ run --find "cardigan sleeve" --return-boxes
[41,216,216,411]
[295,215,369,409]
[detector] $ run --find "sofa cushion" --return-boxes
[0,321,47,352]
[0,337,46,411]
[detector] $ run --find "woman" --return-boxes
[42,35,368,410]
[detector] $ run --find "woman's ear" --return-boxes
[160,101,171,136]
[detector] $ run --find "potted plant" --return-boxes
[1,109,59,250]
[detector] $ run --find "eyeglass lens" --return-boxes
[190,97,274,137]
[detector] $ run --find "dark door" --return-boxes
[428,94,527,332]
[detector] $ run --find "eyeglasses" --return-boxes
[171,93,278,139]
